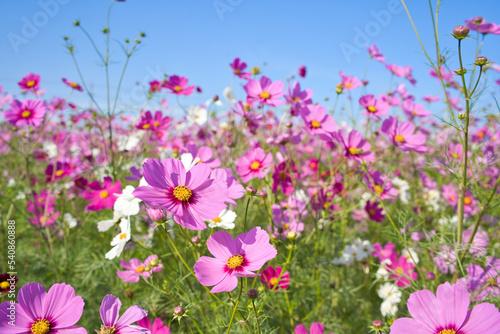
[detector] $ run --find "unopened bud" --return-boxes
[251,66,260,75]
[150,258,160,266]
[191,236,200,244]
[247,289,258,299]
[455,68,467,75]
[336,83,344,94]
[245,186,257,195]
[173,305,184,316]
[372,319,383,329]
[475,56,488,66]
[102,27,109,34]
[453,25,470,40]
[213,95,219,102]
[144,265,151,272]
[124,288,134,298]
[426,271,435,279]
[146,207,167,223]
[286,231,297,240]
[285,121,293,128]
[73,20,80,27]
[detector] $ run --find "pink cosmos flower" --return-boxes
[372,242,396,262]
[98,295,149,334]
[364,170,398,201]
[3,99,46,127]
[45,161,73,182]
[117,255,163,283]
[244,76,286,106]
[462,228,489,256]
[386,64,417,85]
[365,200,384,222]
[186,144,221,169]
[390,282,500,333]
[367,43,385,62]
[295,322,332,334]
[194,226,277,293]
[466,17,500,35]
[136,110,170,131]
[298,64,307,78]
[335,129,375,163]
[339,71,361,91]
[386,254,418,287]
[162,75,195,96]
[82,176,122,211]
[18,72,40,91]
[230,58,251,79]
[0,282,85,334]
[423,95,439,103]
[402,100,431,118]
[137,316,170,334]
[359,94,390,117]
[210,168,244,206]
[133,158,228,230]
[269,204,304,239]
[235,147,272,183]
[457,258,500,302]
[62,78,83,92]
[301,105,336,136]
[430,67,458,89]
[472,126,490,143]
[260,265,290,290]
[272,160,295,195]
[149,80,162,94]
[285,81,313,116]
[381,116,427,153]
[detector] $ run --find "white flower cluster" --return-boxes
[377,283,402,317]
[392,177,410,204]
[331,239,373,265]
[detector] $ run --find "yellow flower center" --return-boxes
[226,254,244,269]
[173,185,192,202]
[310,120,321,128]
[348,147,358,155]
[136,266,145,273]
[244,104,250,111]
[212,216,222,223]
[154,121,160,127]
[99,190,109,199]
[119,233,127,240]
[250,161,261,170]
[31,319,51,334]
[142,124,150,129]
[70,82,79,88]
[269,277,279,286]
[395,135,405,143]
[21,110,31,118]
[174,86,182,92]
[464,197,471,205]
[293,96,301,103]
[234,69,241,74]
[323,202,330,209]
[0,281,10,289]
[478,132,485,137]
[40,216,47,223]
[438,330,456,334]
[26,80,36,87]
[279,171,287,180]
[283,223,290,229]
[260,91,270,99]
[487,277,497,286]
[95,325,117,334]
[345,82,352,88]
[374,185,383,194]
[369,209,375,215]
[451,152,459,159]
[38,198,45,203]
[367,106,377,113]
[55,170,64,177]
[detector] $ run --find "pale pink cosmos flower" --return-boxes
[3,99,46,127]
[133,158,228,230]
[18,72,40,91]
[390,282,500,333]
[402,100,431,118]
[367,43,385,63]
[98,295,149,334]
[363,170,398,201]
[244,76,286,106]
[386,64,416,85]
[117,255,163,283]
[186,144,221,169]
[194,226,277,293]
[235,147,272,183]
[0,282,86,334]
[339,71,362,91]
[301,104,336,136]
[359,94,390,117]
[381,116,427,153]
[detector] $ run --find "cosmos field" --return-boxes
[1,1,500,333]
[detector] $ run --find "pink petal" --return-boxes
[116,305,148,329]
[294,324,309,334]
[436,283,469,330]
[18,282,46,321]
[207,231,237,261]
[211,271,238,293]
[43,283,84,329]
[237,227,277,271]
[310,322,325,334]
[406,289,442,332]
[100,295,121,327]
[459,303,500,334]
[194,256,228,287]
[390,317,434,333]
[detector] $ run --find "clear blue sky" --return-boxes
[1,0,500,120]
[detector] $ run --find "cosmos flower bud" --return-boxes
[191,236,200,244]
[173,305,184,316]
[475,56,488,66]
[455,68,467,75]
[144,265,151,272]
[251,66,260,75]
[102,27,109,34]
[453,25,470,40]
[336,83,344,94]
[150,258,160,267]
[213,95,219,102]
[124,288,134,298]
[73,20,80,26]
[146,207,167,223]
[426,271,435,279]
[247,289,259,299]
[372,319,383,329]
[245,186,257,195]
[285,121,293,128]
[286,231,297,240]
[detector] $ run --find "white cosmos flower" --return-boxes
[62,213,77,229]
[207,209,237,229]
[380,299,398,317]
[343,244,368,262]
[105,217,131,260]
[117,132,143,152]
[402,248,419,264]
[377,283,402,303]
[187,105,208,125]
[180,153,201,172]
[97,185,142,232]
[223,87,236,104]
[43,141,58,158]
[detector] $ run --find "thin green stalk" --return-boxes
[243,196,251,232]
[226,278,244,334]
[251,299,261,334]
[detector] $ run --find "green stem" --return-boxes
[227,278,244,333]
[251,299,261,334]
[243,197,251,232]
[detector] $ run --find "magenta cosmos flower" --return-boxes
[162,75,195,96]
[0,282,85,334]
[335,129,375,163]
[97,295,149,334]
[230,58,251,79]
[137,316,170,334]
[260,265,290,290]
[339,71,362,91]
[62,78,83,92]
[359,94,390,117]
[295,322,332,334]
[390,282,500,333]
[194,226,277,293]
[301,105,336,136]
[18,72,40,91]
[381,116,427,153]
[367,44,385,63]
[244,76,286,107]
[133,158,228,230]
[117,255,163,283]
[235,147,272,183]
[82,176,122,211]
[3,99,46,127]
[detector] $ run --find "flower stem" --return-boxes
[227,278,244,333]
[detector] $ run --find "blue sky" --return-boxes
[1,0,500,121]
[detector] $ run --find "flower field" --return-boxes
[1,2,500,333]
